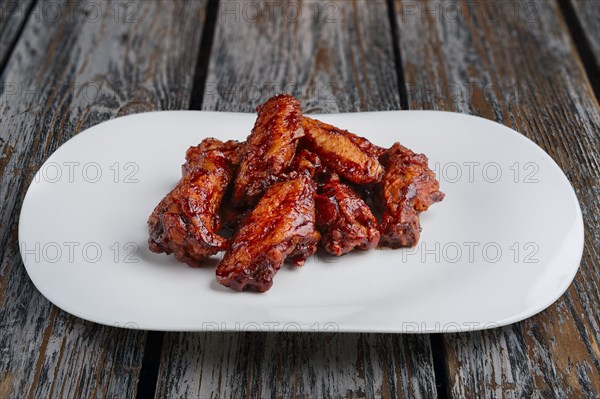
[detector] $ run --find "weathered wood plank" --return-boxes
[157,1,438,398]
[570,0,600,71]
[202,0,400,113]
[393,0,600,397]
[0,0,35,68]
[0,1,207,397]
[159,331,436,399]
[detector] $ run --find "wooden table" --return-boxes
[1,1,598,397]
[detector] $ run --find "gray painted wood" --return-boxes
[392,0,600,397]
[157,1,438,398]
[0,0,34,67]
[0,1,207,397]
[570,0,600,71]
[159,332,436,399]
[202,0,401,113]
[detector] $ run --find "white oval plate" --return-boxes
[19,111,583,333]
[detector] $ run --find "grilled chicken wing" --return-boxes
[186,140,247,233]
[301,117,384,184]
[326,121,387,159]
[232,94,304,207]
[316,174,380,255]
[148,94,447,292]
[219,202,249,233]
[216,174,320,292]
[379,143,444,248]
[290,149,323,178]
[148,139,243,266]
[183,138,244,176]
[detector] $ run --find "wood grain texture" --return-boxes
[0,0,207,397]
[0,0,34,67]
[393,0,600,397]
[157,1,438,398]
[202,0,401,113]
[159,332,436,399]
[570,0,600,71]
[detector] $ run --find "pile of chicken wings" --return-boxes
[148,95,444,292]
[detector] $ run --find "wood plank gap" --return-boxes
[136,0,219,399]
[430,334,450,399]
[0,1,209,396]
[156,2,437,396]
[136,331,165,399]
[0,0,37,78]
[388,0,443,396]
[557,0,600,99]
[386,0,409,110]
[136,1,220,396]
[189,0,221,110]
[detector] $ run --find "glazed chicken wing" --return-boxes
[183,138,244,175]
[219,202,249,233]
[148,94,447,293]
[290,149,323,178]
[231,94,304,207]
[301,117,384,184]
[216,174,320,292]
[379,143,444,248]
[148,139,243,266]
[316,174,380,256]
[324,121,387,159]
